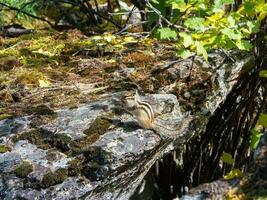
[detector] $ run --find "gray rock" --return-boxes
[0,152,21,173]
[0,52,256,200]
[45,102,109,139]
[0,117,30,137]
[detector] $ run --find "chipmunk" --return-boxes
[122,90,155,129]
[121,90,192,137]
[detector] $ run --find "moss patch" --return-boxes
[46,134,73,152]
[83,116,112,136]
[0,145,11,153]
[14,161,33,178]
[25,104,56,116]
[68,158,83,176]
[70,116,113,154]
[70,134,100,155]
[0,113,13,120]
[11,129,51,149]
[11,128,77,154]
[42,171,55,188]
[122,52,155,68]
[80,147,111,181]
[42,168,68,188]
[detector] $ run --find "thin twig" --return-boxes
[146,2,185,30]
[117,20,149,35]
[150,55,196,76]
[117,6,136,34]
[109,10,153,16]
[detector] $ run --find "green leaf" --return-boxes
[244,1,257,17]
[244,2,256,14]
[167,0,185,5]
[221,28,242,40]
[220,152,234,165]
[227,16,236,27]
[235,40,253,50]
[179,32,194,48]
[184,17,205,31]
[156,28,177,40]
[214,0,234,9]
[219,0,234,5]
[224,168,243,180]
[262,3,267,12]
[171,0,187,11]
[178,49,192,59]
[195,41,208,61]
[247,21,260,34]
[259,70,267,78]
[250,129,263,149]
[258,114,267,127]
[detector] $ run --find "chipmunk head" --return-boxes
[121,91,136,109]
[122,90,142,107]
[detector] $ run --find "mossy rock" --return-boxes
[42,171,55,188]
[25,104,56,116]
[70,133,101,154]
[11,129,51,149]
[84,146,111,165]
[46,134,73,152]
[54,168,68,182]
[12,129,74,153]
[83,116,112,136]
[42,168,68,188]
[14,161,33,178]
[71,116,113,154]
[0,145,11,153]
[46,150,60,162]
[82,162,102,181]
[68,158,83,176]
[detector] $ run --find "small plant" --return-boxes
[149,0,264,60]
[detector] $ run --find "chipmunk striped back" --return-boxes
[134,90,155,125]
[122,90,155,129]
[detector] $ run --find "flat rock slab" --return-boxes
[0,93,182,200]
[0,52,255,200]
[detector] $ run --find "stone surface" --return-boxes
[0,52,255,199]
[0,117,30,137]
